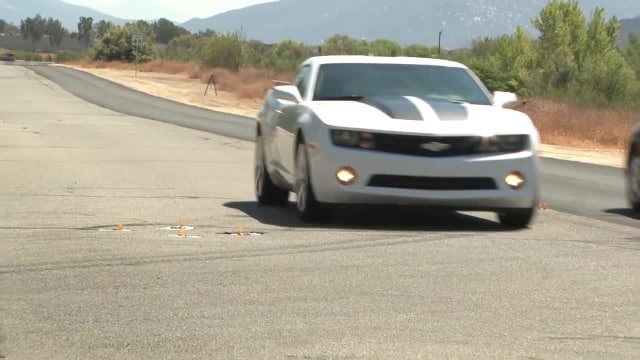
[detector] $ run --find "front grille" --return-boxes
[373,133,482,157]
[366,133,525,157]
[368,175,498,190]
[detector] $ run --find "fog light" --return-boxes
[505,171,525,189]
[336,166,357,185]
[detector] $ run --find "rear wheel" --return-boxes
[497,207,536,229]
[295,142,331,222]
[627,147,640,212]
[255,132,289,206]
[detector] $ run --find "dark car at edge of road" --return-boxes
[1,52,16,61]
[627,123,640,212]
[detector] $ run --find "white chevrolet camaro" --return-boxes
[254,55,541,228]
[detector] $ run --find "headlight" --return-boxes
[477,135,529,153]
[330,130,375,149]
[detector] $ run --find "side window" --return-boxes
[293,65,311,99]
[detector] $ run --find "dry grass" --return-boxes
[70,59,296,99]
[511,99,637,150]
[69,59,638,150]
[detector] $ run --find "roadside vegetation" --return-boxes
[3,0,639,149]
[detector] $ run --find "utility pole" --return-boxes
[438,31,442,56]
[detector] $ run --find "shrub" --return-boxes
[55,50,83,63]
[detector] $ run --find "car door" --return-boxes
[275,64,311,185]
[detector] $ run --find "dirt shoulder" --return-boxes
[54,64,628,168]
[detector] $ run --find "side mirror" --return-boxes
[273,85,302,103]
[493,91,518,108]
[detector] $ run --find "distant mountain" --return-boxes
[3,0,639,49]
[181,0,640,48]
[0,0,130,31]
[620,16,640,45]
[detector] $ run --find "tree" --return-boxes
[77,16,94,51]
[531,0,587,90]
[242,40,271,68]
[93,20,114,40]
[197,29,217,37]
[45,18,67,51]
[469,37,500,59]
[368,39,402,56]
[200,31,244,71]
[92,24,155,62]
[20,14,47,51]
[166,34,206,61]
[152,18,189,44]
[491,26,535,74]
[264,39,310,71]
[531,0,636,105]
[321,34,369,55]
[572,47,637,106]
[402,44,432,58]
[0,19,19,34]
[584,7,620,56]
[624,33,640,78]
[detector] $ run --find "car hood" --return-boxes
[307,95,537,136]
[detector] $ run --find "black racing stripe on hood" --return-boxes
[357,96,424,121]
[414,96,470,121]
[357,96,471,121]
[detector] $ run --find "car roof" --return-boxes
[302,55,468,69]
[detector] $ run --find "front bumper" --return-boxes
[308,145,539,210]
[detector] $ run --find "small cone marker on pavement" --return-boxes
[162,219,194,231]
[98,223,130,232]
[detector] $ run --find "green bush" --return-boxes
[55,50,83,63]
[200,31,243,71]
[12,50,43,61]
[165,34,206,62]
[263,40,310,71]
[92,25,156,62]
[468,61,530,96]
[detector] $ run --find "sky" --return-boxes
[63,0,272,23]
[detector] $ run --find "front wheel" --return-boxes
[627,148,640,212]
[497,207,536,229]
[294,142,331,222]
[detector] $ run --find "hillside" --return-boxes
[0,0,130,31]
[620,16,640,45]
[182,0,640,48]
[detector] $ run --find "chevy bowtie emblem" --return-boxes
[420,141,451,151]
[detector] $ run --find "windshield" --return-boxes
[312,62,493,105]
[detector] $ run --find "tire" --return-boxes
[497,207,536,229]
[627,147,640,212]
[294,141,331,222]
[254,132,289,206]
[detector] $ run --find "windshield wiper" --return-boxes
[314,95,365,101]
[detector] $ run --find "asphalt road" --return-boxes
[24,63,640,229]
[1,63,639,359]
